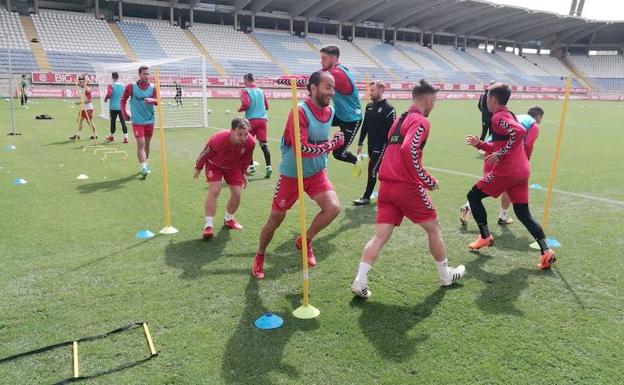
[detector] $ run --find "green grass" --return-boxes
[0,97,623,385]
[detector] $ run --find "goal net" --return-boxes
[93,56,208,128]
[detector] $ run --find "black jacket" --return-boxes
[358,99,396,149]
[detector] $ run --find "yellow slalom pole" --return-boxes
[142,323,158,356]
[540,75,572,230]
[154,67,178,235]
[72,341,79,379]
[290,79,319,320]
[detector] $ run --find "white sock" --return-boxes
[355,262,372,283]
[435,258,450,278]
[499,208,508,219]
[463,201,470,209]
[124,133,128,138]
[224,212,235,221]
[204,216,213,228]
[140,162,147,169]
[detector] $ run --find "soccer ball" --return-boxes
[194,102,198,106]
[207,109,212,114]
[225,109,231,114]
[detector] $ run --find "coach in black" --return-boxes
[353,81,396,206]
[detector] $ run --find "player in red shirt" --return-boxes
[465,83,556,270]
[69,75,97,140]
[351,80,465,298]
[460,105,545,226]
[194,117,255,239]
[238,73,272,178]
[251,71,345,279]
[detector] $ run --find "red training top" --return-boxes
[476,106,530,178]
[120,81,158,121]
[325,64,353,95]
[378,105,437,189]
[195,130,255,172]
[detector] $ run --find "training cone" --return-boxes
[159,226,179,235]
[529,183,543,190]
[254,313,284,330]
[7,145,16,151]
[530,237,562,250]
[12,178,27,185]
[292,304,320,319]
[135,230,155,239]
[76,174,89,180]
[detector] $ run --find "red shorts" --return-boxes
[376,181,437,226]
[205,162,244,186]
[133,124,154,139]
[249,119,268,142]
[80,109,94,120]
[476,173,529,204]
[272,170,334,212]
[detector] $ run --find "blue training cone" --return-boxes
[530,237,562,250]
[12,178,27,185]
[135,229,155,240]
[529,183,543,190]
[254,313,284,330]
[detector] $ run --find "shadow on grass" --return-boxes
[76,173,142,194]
[466,251,553,316]
[494,225,532,252]
[164,228,231,278]
[71,237,156,271]
[52,356,154,385]
[221,278,319,385]
[349,287,449,362]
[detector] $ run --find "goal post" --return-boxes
[93,56,208,128]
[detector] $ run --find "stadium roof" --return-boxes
[43,0,624,48]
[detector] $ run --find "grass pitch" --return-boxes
[0,97,623,384]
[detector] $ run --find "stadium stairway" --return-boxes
[248,34,290,75]
[109,22,138,62]
[561,56,594,92]
[183,29,228,77]
[351,41,400,82]
[432,46,481,84]
[21,15,50,71]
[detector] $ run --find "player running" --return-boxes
[353,80,395,205]
[104,72,129,144]
[69,74,97,140]
[464,83,556,270]
[460,105,545,225]
[320,46,362,168]
[238,73,272,178]
[194,117,255,239]
[251,71,345,279]
[351,80,465,298]
[121,65,158,177]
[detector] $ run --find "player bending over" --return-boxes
[464,84,556,270]
[121,65,158,177]
[252,71,345,279]
[69,75,97,140]
[194,117,255,238]
[351,80,465,299]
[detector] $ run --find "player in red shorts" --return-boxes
[238,73,272,178]
[351,80,465,298]
[251,71,345,279]
[464,83,556,270]
[194,117,255,238]
[121,65,158,177]
[69,75,97,140]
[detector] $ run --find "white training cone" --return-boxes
[76,174,89,180]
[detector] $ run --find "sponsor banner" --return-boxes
[30,72,589,94]
[24,85,623,100]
